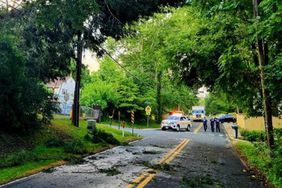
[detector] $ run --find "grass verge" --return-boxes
[0,115,140,185]
[101,119,160,129]
[233,139,281,188]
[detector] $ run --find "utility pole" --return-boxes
[253,0,274,148]
[72,32,83,127]
[156,71,162,122]
[6,0,8,11]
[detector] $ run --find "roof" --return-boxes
[47,77,72,89]
[0,0,24,10]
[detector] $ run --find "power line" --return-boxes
[97,44,155,88]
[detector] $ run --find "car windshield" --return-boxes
[192,110,205,114]
[220,114,232,118]
[167,116,180,120]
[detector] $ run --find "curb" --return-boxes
[223,125,249,169]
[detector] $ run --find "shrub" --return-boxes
[240,129,266,142]
[0,35,57,132]
[45,138,64,147]
[91,129,120,145]
[84,134,92,141]
[0,150,36,168]
[63,140,87,154]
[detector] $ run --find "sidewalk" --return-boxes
[223,122,241,140]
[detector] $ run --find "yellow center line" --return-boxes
[164,140,189,164]
[126,139,190,188]
[157,139,187,164]
[136,173,156,188]
[193,123,203,133]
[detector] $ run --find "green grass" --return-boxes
[101,119,160,129]
[235,140,281,188]
[0,115,139,185]
[0,160,58,184]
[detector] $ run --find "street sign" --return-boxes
[145,106,151,115]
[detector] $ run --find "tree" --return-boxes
[115,2,281,148]
[28,0,186,127]
[205,92,236,115]
[0,33,56,131]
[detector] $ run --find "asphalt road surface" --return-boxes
[1,122,264,188]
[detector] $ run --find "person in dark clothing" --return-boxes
[215,118,221,132]
[203,117,208,132]
[210,118,215,132]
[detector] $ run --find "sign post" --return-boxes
[131,111,134,135]
[145,106,151,128]
[118,110,121,129]
[121,121,126,137]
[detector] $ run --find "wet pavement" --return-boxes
[1,123,264,188]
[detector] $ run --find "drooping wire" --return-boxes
[97,44,156,88]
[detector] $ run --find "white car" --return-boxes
[161,115,192,131]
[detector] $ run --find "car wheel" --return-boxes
[162,127,166,131]
[186,125,191,132]
[176,125,180,132]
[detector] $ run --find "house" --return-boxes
[196,86,209,99]
[47,77,75,115]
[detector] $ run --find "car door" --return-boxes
[180,116,187,129]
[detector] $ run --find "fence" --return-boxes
[236,114,282,131]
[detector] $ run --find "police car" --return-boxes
[161,114,192,131]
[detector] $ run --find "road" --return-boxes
[1,122,264,188]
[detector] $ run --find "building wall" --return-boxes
[54,78,75,115]
[236,114,282,131]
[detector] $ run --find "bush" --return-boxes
[0,35,57,132]
[63,140,87,154]
[91,129,120,145]
[268,157,282,188]
[240,129,266,142]
[236,139,282,187]
[45,138,64,147]
[0,150,36,168]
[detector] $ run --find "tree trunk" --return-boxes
[72,33,83,127]
[156,71,162,122]
[253,0,275,148]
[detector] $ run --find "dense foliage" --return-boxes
[0,0,185,130]
[237,128,282,187]
[205,92,236,115]
[81,57,197,121]
[0,17,56,131]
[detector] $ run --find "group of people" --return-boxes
[202,117,221,132]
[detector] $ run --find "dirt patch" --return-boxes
[67,156,86,165]
[42,167,56,173]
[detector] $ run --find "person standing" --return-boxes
[210,118,215,132]
[215,118,221,132]
[203,117,208,132]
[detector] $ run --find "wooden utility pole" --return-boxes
[72,33,83,127]
[6,0,8,11]
[156,71,162,122]
[253,0,274,148]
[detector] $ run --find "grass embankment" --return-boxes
[233,129,282,188]
[0,115,139,185]
[101,119,160,129]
